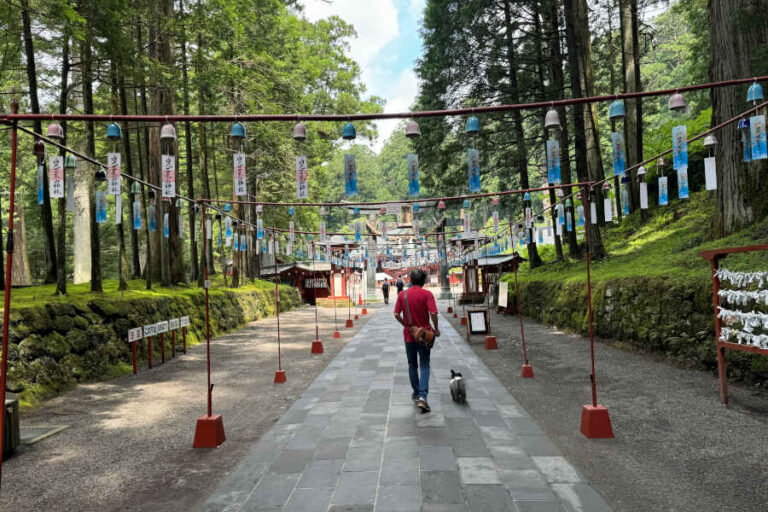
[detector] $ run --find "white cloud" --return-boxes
[301,0,400,69]
[371,68,420,151]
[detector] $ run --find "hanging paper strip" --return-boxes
[36,165,44,205]
[66,174,75,212]
[611,132,626,176]
[257,218,263,240]
[658,176,669,205]
[287,242,292,255]
[355,221,361,242]
[604,196,613,222]
[107,152,121,195]
[546,219,552,237]
[677,166,689,199]
[463,213,471,235]
[115,193,122,225]
[492,211,499,233]
[525,207,533,228]
[161,155,175,198]
[241,232,246,251]
[467,148,481,193]
[590,202,597,224]
[750,115,767,160]
[639,182,648,209]
[407,154,420,197]
[233,232,239,251]
[704,157,717,190]
[296,155,309,199]
[161,212,169,238]
[414,218,419,237]
[95,190,107,223]
[205,216,211,239]
[178,212,183,239]
[225,217,232,246]
[546,139,561,184]
[621,185,629,215]
[381,220,387,238]
[557,204,565,225]
[320,221,327,242]
[49,156,64,199]
[742,120,753,162]
[672,125,688,170]
[538,228,543,244]
[234,152,247,196]
[289,220,295,241]
[344,154,358,197]
[566,212,572,231]
[577,205,585,227]
[133,201,141,230]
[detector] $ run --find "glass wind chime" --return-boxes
[609,100,629,216]
[742,81,767,163]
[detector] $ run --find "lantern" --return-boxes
[106,122,122,141]
[379,206,386,214]
[257,204,263,214]
[293,122,307,141]
[354,206,360,215]
[65,155,77,169]
[491,196,499,206]
[544,108,561,130]
[230,122,246,140]
[33,139,45,157]
[405,120,421,138]
[47,122,64,140]
[342,122,356,140]
[412,203,419,212]
[608,100,626,120]
[668,92,686,112]
[703,135,717,148]
[437,200,446,210]
[131,182,141,194]
[462,199,470,208]
[657,156,665,167]
[224,203,232,212]
[160,122,177,140]
[288,206,295,215]
[747,82,764,103]
[523,192,531,202]
[94,167,107,183]
[466,116,480,136]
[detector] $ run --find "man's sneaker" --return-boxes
[411,394,420,403]
[417,397,431,413]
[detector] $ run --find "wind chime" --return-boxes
[609,100,627,217]
[745,81,767,163]
[544,107,562,243]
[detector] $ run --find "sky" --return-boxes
[301,0,426,152]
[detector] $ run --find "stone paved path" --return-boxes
[204,309,613,512]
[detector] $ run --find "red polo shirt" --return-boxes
[394,286,438,342]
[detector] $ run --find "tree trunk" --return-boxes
[564,0,605,259]
[621,0,643,214]
[81,26,101,291]
[11,202,31,286]
[21,0,57,283]
[180,0,199,282]
[56,30,69,295]
[503,0,542,268]
[111,61,129,292]
[137,21,154,288]
[120,71,141,279]
[709,0,768,235]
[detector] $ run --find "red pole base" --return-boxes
[193,414,226,448]
[453,312,458,318]
[521,364,534,378]
[579,404,614,439]
[345,319,354,328]
[311,340,324,354]
[484,336,498,350]
[362,308,368,315]
[274,370,287,383]
[333,330,341,338]
[447,306,453,313]
[358,294,362,305]
[460,317,467,326]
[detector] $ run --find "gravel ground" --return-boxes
[1,302,376,512]
[442,300,768,512]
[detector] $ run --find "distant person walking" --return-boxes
[395,275,405,295]
[382,278,390,305]
[394,269,440,413]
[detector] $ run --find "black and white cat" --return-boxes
[449,370,466,404]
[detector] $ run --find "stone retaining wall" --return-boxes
[5,285,302,405]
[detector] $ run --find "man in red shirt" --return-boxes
[394,269,440,412]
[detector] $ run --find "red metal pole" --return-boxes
[313,245,319,341]
[160,332,165,363]
[514,266,528,365]
[182,327,187,354]
[274,234,282,372]
[132,342,137,375]
[202,204,212,417]
[0,102,19,488]
[583,188,598,408]
[147,336,153,369]
[171,329,176,358]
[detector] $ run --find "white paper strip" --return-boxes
[704,157,717,191]
[639,182,648,209]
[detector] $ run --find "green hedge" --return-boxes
[5,283,301,407]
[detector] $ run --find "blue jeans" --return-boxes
[405,341,431,399]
